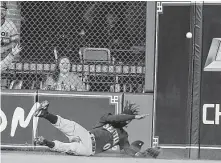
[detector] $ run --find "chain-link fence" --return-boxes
[1,1,147,93]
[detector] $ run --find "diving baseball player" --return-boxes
[34,100,161,157]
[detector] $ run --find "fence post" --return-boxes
[144,2,156,93]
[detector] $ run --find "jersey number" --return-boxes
[103,143,111,150]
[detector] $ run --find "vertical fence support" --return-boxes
[144,2,156,93]
[188,2,203,159]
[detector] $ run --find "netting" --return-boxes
[1,1,147,93]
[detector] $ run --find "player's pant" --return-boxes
[51,115,94,156]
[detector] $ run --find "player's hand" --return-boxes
[12,44,22,56]
[135,114,149,120]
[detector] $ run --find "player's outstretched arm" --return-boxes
[134,114,149,120]
[101,113,149,123]
[102,114,136,123]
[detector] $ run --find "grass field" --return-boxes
[1,151,221,163]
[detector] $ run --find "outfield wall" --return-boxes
[0,90,154,152]
[154,2,221,160]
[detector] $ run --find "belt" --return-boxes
[89,132,96,154]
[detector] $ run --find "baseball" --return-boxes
[186,32,192,38]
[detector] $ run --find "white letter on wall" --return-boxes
[215,104,221,125]
[0,109,7,132]
[10,102,40,137]
[203,104,215,125]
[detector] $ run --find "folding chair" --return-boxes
[79,47,113,64]
[79,47,117,91]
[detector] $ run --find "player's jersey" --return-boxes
[1,19,19,57]
[90,113,135,154]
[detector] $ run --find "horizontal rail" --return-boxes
[3,63,145,74]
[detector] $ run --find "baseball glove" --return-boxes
[135,146,161,158]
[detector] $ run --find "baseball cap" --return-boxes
[126,140,144,156]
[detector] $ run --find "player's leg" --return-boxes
[52,140,92,156]
[34,136,55,148]
[53,115,94,155]
[34,100,78,141]
[34,100,58,124]
[34,100,93,147]
[53,115,91,142]
[34,136,92,156]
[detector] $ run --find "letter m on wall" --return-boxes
[11,103,40,137]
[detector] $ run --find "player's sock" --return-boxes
[44,113,58,124]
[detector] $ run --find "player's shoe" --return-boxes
[34,136,46,146]
[34,100,49,117]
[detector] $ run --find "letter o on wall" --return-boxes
[0,109,7,132]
